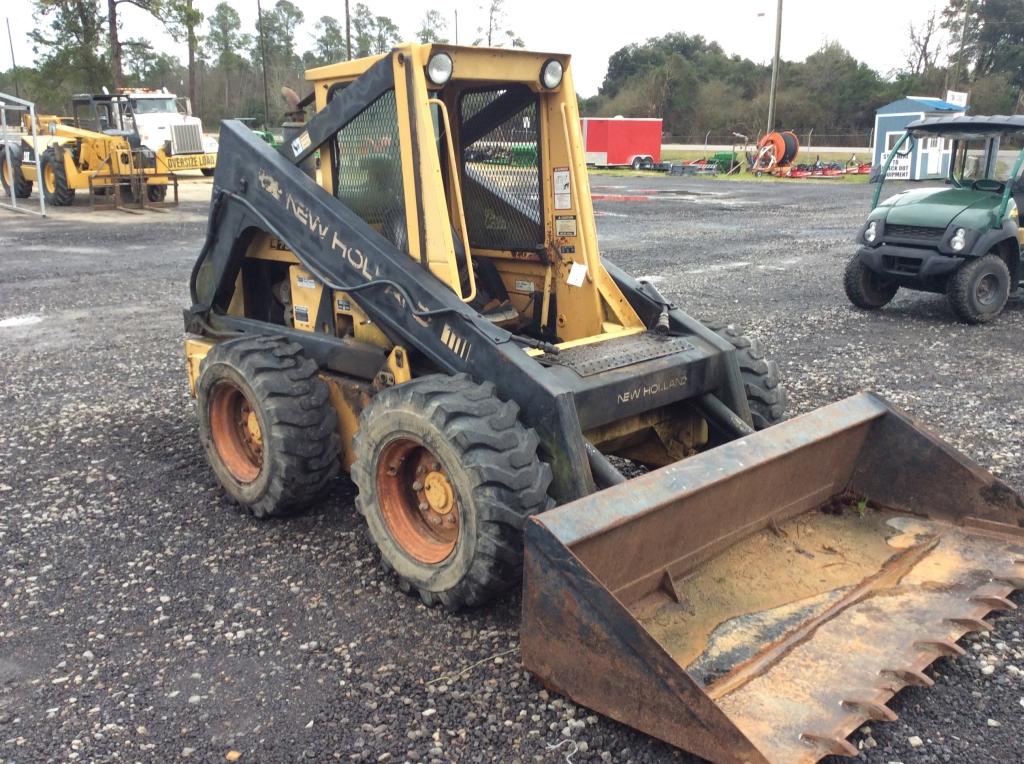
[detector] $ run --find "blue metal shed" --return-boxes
[872,97,965,180]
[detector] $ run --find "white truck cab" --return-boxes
[122,88,218,173]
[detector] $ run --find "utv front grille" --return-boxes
[170,123,203,155]
[881,255,923,274]
[885,224,944,241]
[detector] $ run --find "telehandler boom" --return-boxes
[183,44,1024,762]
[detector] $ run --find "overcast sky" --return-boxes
[4,0,951,96]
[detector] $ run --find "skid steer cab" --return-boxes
[845,115,1024,323]
[183,45,1024,763]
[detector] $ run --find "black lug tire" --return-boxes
[708,322,787,429]
[0,149,34,198]
[946,253,1010,324]
[844,255,898,309]
[351,373,553,610]
[40,148,75,206]
[197,335,340,518]
[201,167,215,177]
[631,156,643,170]
[146,183,167,203]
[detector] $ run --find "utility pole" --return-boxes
[345,0,351,60]
[766,0,783,135]
[5,18,19,98]
[256,0,271,127]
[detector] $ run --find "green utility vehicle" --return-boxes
[845,115,1024,323]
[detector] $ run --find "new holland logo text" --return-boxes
[617,375,686,404]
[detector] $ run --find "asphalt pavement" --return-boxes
[1,174,1022,763]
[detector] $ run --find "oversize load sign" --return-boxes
[166,153,217,170]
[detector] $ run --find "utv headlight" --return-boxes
[541,59,563,89]
[864,221,877,244]
[951,227,967,252]
[426,52,453,85]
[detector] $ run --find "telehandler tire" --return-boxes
[351,374,553,609]
[946,253,1010,324]
[0,149,33,199]
[40,148,75,206]
[709,323,786,430]
[146,183,167,203]
[844,255,897,309]
[196,335,340,518]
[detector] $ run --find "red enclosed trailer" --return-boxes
[581,117,663,168]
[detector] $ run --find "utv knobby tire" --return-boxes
[351,374,553,609]
[0,149,33,199]
[40,148,75,206]
[946,253,1011,324]
[844,255,898,309]
[197,335,340,518]
[709,322,787,429]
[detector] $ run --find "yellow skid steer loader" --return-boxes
[182,44,1024,762]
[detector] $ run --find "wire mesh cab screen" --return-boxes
[458,86,542,251]
[331,88,409,253]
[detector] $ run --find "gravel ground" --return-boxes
[1,175,1023,763]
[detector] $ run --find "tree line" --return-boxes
[0,0,521,126]
[582,3,1023,143]
[1,0,1021,140]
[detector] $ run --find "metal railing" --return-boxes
[0,92,46,217]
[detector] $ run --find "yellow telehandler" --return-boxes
[0,93,176,208]
[181,44,1024,763]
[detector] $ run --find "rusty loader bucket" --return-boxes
[522,393,1024,763]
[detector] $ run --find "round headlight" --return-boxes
[864,221,877,243]
[426,52,453,86]
[951,227,967,251]
[541,59,563,89]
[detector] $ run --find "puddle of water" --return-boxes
[0,314,43,328]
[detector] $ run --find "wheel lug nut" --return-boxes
[431,462,440,471]
[411,481,423,491]
[416,465,426,475]
[444,515,455,525]
[386,468,397,476]
[429,515,442,526]
[418,502,429,511]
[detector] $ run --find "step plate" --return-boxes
[541,333,693,377]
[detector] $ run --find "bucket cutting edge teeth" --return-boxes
[799,732,858,757]
[969,594,1018,611]
[946,616,994,631]
[840,698,898,721]
[880,668,934,688]
[914,639,966,657]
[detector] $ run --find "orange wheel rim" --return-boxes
[209,381,263,483]
[376,437,460,564]
[43,164,56,193]
[1,162,10,187]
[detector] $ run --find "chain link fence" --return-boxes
[665,129,873,148]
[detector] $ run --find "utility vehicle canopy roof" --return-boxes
[906,114,1024,137]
